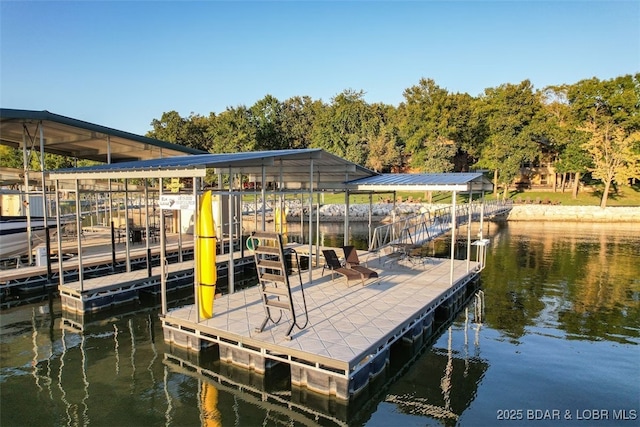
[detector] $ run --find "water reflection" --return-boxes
[482,222,640,344]
[200,381,222,427]
[0,222,638,426]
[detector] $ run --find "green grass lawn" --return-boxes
[244,183,640,207]
[315,183,640,207]
[505,185,640,206]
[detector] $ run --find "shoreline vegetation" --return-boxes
[246,186,640,223]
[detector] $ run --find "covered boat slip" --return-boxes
[47,149,492,295]
[47,149,376,293]
[0,108,206,267]
[0,108,205,162]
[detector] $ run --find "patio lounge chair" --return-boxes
[341,246,379,280]
[322,249,366,286]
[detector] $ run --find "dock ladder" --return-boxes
[248,231,308,340]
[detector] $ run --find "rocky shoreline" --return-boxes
[505,205,640,222]
[243,202,640,223]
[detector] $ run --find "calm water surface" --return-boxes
[1,222,638,427]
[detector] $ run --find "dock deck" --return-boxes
[162,255,480,400]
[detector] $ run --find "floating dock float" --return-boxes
[161,255,481,400]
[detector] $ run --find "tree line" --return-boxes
[146,74,640,208]
[1,74,637,208]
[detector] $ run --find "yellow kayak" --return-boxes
[197,190,217,319]
[275,206,288,244]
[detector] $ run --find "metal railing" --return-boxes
[368,200,512,255]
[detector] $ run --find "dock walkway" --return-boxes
[162,255,480,400]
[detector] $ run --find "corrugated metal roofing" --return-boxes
[0,108,206,162]
[48,148,378,186]
[48,149,493,192]
[348,173,482,185]
[346,173,493,192]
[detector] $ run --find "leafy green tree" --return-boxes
[476,80,542,198]
[147,110,187,143]
[540,86,590,196]
[147,110,211,151]
[182,113,214,152]
[280,96,324,149]
[568,74,640,133]
[364,103,402,172]
[568,74,640,205]
[207,105,257,154]
[398,78,456,172]
[555,137,592,197]
[581,118,640,207]
[310,89,374,166]
[450,93,485,171]
[44,153,76,170]
[0,146,24,169]
[250,95,285,151]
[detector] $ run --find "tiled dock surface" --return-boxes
[162,255,480,399]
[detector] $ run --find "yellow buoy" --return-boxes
[197,190,217,319]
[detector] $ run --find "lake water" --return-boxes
[1,221,638,426]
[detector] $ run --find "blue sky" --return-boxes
[1,1,638,136]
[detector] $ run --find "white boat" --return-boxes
[0,216,70,259]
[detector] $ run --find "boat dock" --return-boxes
[161,252,481,400]
[33,148,500,401]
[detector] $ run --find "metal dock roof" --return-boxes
[48,148,379,187]
[0,108,206,162]
[346,172,493,192]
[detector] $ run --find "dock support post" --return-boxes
[124,179,131,272]
[467,190,473,272]
[479,191,485,240]
[368,193,373,250]
[55,179,64,286]
[145,179,152,277]
[159,179,168,316]
[344,188,350,247]
[194,177,200,320]
[308,160,314,284]
[21,125,34,266]
[39,123,53,281]
[261,167,267,232]
[75,178,85,291]
[228,168,235,294]
[450,191,457,286]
